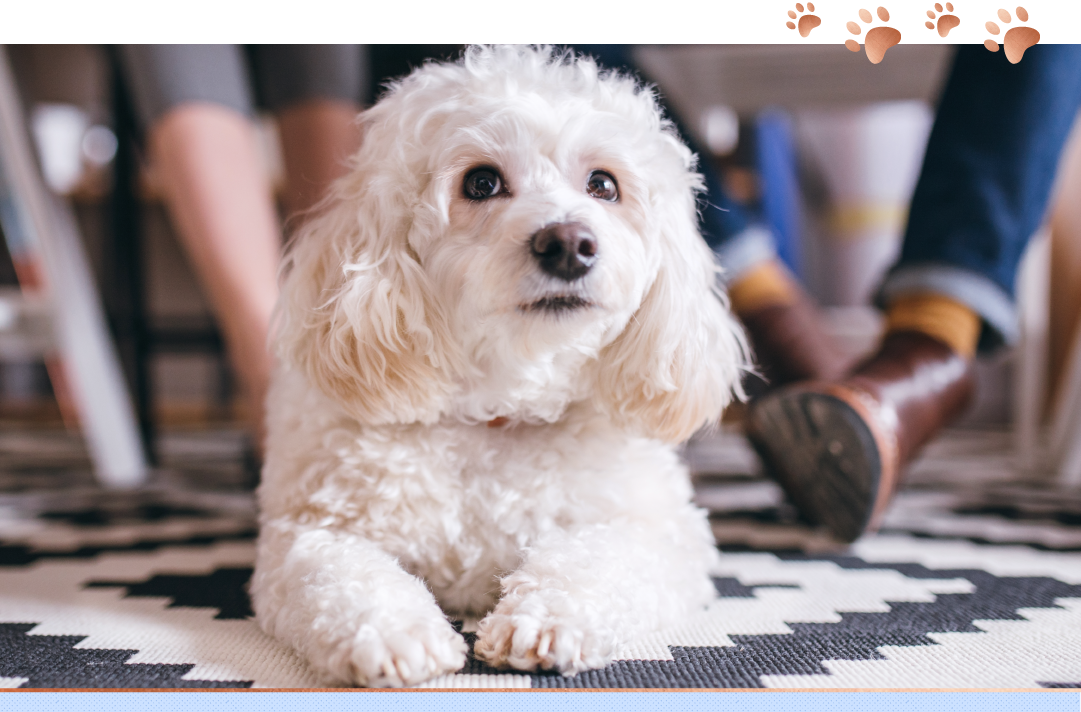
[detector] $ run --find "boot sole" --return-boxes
[745,389,883,542]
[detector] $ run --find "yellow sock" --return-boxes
[885,293,981,358]
[727,261,798,316]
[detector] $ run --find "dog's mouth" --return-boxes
[519,295,594,314]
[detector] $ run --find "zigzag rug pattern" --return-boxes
[1,430,1080,689]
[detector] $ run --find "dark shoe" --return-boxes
[738,289,852,394]
[744,331,975,542]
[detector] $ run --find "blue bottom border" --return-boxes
[0,691,1077,712]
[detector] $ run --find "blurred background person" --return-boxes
[746,45,1081,543]
[116,45,366,453]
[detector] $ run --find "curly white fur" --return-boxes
[251,45,749,687]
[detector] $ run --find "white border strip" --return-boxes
[0,1,1076,45]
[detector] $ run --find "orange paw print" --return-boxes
[845,7,901,64]
[786,2,822,37]
[985,7,1040,64]
[925,2,960,37]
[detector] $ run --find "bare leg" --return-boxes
[276,99,363,218]
[148,104,281,446]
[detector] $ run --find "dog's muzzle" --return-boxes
[530,222,597,282]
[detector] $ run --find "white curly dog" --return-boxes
[251,45,748,687]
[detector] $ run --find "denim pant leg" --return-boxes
[571,45,775,281]
[879,44,1081,351]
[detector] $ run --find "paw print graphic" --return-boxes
[925,2,960,37]
[786,2,822,37]
[845,7,901,64]
[985,6,1040,64]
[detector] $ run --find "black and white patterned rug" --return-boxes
[2,428,1080,689]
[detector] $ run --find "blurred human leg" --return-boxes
[119,45,280,446]
[275,100,363,216]
[746,45,1081,542]
[248,45,366,217]
[880,44,1081,349]
[147,105,281,444]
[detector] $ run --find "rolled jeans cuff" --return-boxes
[876,264,1017,352]
[714,225,777,285]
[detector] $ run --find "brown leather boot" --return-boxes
[743,330,975,542]
[738,287,852,393]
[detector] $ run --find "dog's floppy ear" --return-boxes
[595,163,748,443]
[274,145,459,425]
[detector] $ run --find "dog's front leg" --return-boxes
[473,518,718,675]
[251,523,467,687]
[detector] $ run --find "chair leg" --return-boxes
[106,49,156,466]
[0,47,149,487]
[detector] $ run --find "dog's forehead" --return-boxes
[432,93,651,170]
[365,55,692,193]
[460,93,631,136]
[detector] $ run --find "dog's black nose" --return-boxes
[529,222,597,282]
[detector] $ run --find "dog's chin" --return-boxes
[518,295,594,315]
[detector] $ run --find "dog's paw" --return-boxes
[473,595,617,675]
[339,616,468,687]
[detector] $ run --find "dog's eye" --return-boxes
[586,171,619,202]
[464,167,504,200]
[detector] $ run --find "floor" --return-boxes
[1,426,1080,689]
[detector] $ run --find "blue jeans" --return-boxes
[879,44,1081,351]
